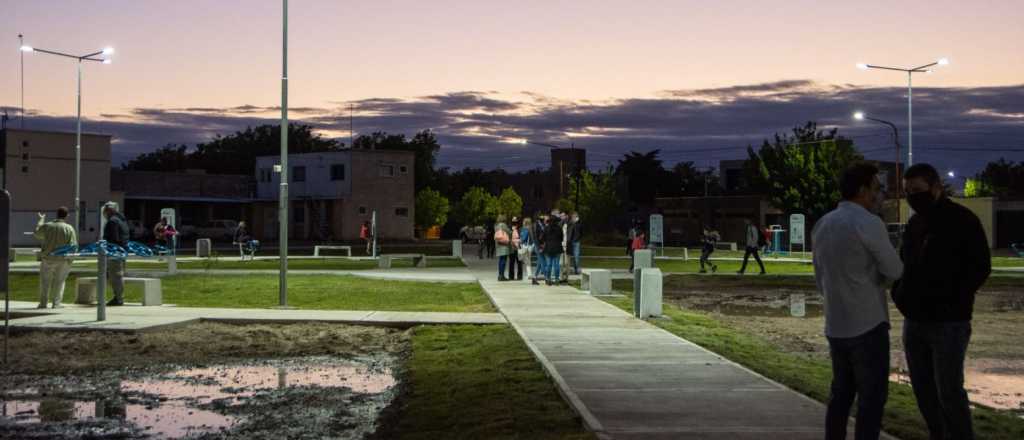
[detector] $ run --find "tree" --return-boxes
[972,158,1024,198]
[414,188,450,228]
[567,168,621,231]
[616,150,668,204]
[496,187,524,220]
[120,144,191,171]
[746,122,863,222]
[669,162,720,197]
[455,186,497,226]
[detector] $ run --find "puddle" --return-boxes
[891,368,1024,415]
[0,356,397,439]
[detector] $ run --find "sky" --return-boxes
[3,0,1024,176]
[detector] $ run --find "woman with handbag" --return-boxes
[494,215,512,281]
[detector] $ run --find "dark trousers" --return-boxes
[739,246,765,274]
[903,320,974,440]
[497,255,508,279]
[826,322,890,440]
[508,252,521,280]
[699,245,716,271]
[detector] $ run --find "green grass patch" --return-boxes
[7,273,493,313]
[599,293,1024,440]
[582,256,816,274]
[60,257,465,271]
[376,325,594,440]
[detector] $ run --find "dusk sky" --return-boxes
[3,0,1024,174]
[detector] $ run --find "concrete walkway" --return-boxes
[1,301,505,333]
[466,257,878,440]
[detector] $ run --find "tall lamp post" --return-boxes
[854,111,903,224]
[279,0,290,307]
[19,43,114,233]
[855,57,949,168]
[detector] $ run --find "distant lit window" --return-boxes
[292,166,306,182]
[395,207,409,217]
[379,164,395,177]
[331,164,346,181]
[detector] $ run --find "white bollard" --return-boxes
[196,238,212,257]
[452,240,462,258]
[633,267,663,319]
[167,254,177,275]
[633,249,653,271]
[789,293,806,317]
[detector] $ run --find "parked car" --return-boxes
[459,225,487,242]
[197,219,240,241]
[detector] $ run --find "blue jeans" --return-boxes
[904,320,973,440]
[571,242,581,273]
[535,251,547,279]
[547,253,561,281]
[497,255,508,278]
[826,322,890,440]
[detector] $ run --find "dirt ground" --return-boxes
[665,282,1024,413]
[0,323,410,439]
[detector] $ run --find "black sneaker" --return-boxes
[699,269,707,274]
[106,299,124,306]
[711,265,718,273]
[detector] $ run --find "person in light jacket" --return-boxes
[494,215,512,281]
[34,206,77,309]
[737,218,766,275]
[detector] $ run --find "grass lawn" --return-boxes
[375,325,595,440]
[7,273,494,313]
[59,256,466,271]
[582,256,817,274]
[598,291,1024,440]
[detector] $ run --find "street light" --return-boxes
[853,111,903,224]
[279,0,290,308]
[855,57,949,168]
[20,42,114,234]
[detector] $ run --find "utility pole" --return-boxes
[278,0,289,307]
[19,34,25,128]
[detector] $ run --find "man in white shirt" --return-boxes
[812,162,903,440]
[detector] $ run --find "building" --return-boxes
[493,148,588,216]
[111,169,254,238]
[1,128,111,245]
[252,149,415,241]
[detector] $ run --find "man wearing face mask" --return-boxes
[893,163,990,440]
[813,163,903,440]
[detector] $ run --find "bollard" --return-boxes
[633,267,663,319]
[196,238,212,257]
[97,244,107,322]
[167,253,177,275]
[789,293,806,317]
[633,249,653,271]
[451,240,462,258]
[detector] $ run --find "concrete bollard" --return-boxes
[452,240,462,258]
[196,238,212,257]
[167,254,177,275]
[789,293,806,317]
[633,267,663,319]
[633,249,653,271]
[582,269,612,295]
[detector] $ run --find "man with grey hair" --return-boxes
[102,202,130,306]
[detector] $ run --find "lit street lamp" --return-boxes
[853,111,903,223]
[855,57,949,168]
[19,43,114,234]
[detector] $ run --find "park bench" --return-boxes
[76,277,162,306]
[314,245,352,257]
[581,268,612,295]
[378,253,427,269]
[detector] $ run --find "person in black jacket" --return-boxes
[542,212,564,286]
[892,163,991,440]
[567,212,582,275]
[532,214,548,285]
[102,202,130,306]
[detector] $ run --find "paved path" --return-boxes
[1,301,504,333]
[466,257,883,440]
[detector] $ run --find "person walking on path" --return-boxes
[738,218,766,275]
[507,217,523,280]
[360,221,372,255]
[542,212,564,285]
[699,225,720,274]
[532,214,548,285]
[893,163,991,440]
[628,224,647,273]
[813,163,903,440]
[102,202,130,306]
[519,217,534,281]
[494,215,513,281]
[34,206,77,309]
[567,212,583,275]
[153,217,170,248]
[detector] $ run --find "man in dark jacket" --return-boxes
[542,212,564,286]
[102,202,130,306]
[567,212,583,275]
[532,214,548,285]
[893,163,991,440]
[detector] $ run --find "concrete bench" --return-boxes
[716,242,738,251]
[76,277,162,306]
[581,269,612,295]
[378,253,427,269]
[314,245,352,257]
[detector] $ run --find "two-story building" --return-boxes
[252,149,415,241]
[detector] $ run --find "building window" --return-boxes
[293,206,305,223]
[395,207,409,217]
[260,168,272,183]
[399,165,408,175]
[379,164,395,177]
[330,164,346,181]
[292,166,306,182]
[358,206,368,215]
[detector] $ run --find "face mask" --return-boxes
[906,191,936,215]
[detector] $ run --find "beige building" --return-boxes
[1,128,112,246]
[252,149,415,241]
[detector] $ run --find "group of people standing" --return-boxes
[814,162,990,440]
[491,210,582,285]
